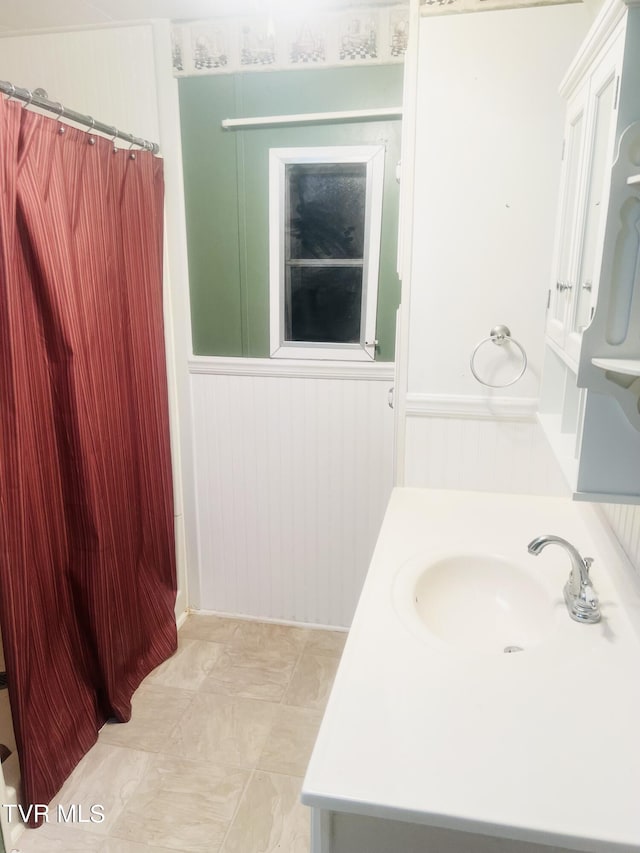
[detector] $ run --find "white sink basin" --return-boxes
[393,552,556,654]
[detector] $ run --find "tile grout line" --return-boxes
[216,767,257,853]
[279,629,313,706]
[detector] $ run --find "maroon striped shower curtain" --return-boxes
[0,97,177,821]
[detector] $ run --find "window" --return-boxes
[269,146,385,360]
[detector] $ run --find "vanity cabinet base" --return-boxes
[310,808,586,853]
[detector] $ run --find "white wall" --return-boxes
[0,26,158,137]
[400,3,592,495]
[584,0,610,23]
[0,23,194,620]
[407,3,590,400]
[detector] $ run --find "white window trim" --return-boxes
[269,145,385,361]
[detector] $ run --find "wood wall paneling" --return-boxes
[178,65,403,360]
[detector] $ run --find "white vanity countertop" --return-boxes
[301,488,640,852]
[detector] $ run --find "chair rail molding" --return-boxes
[188,356,395,381]
[405,393,538,421]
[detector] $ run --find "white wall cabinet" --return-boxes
[539,0,640,503]
[547,80,590,352]
[546,30,623,363]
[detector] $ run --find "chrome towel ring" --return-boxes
[470,325,527,388]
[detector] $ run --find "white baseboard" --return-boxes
[185,608,349,633]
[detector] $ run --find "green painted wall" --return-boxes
[179,65,403,360]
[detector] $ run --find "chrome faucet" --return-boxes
[527,535,601,624]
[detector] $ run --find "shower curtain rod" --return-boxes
[0,80,160,155]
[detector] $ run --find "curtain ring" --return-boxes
[109,126,119,152]
[55,102,66,134]
[22,89,33,109]
[87,116,96,146]
[128,136,137,160]
[5,83,16,101]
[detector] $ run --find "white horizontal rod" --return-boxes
[221,106,403,130]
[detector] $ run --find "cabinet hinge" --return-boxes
[614,75,620,111]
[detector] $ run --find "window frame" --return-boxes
[268,145,385,361]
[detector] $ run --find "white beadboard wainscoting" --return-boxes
[602,504,640,577]
[402,394,640,577]
[402,394,569,496]
[189,359,395,627]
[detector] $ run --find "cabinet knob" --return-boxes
[582,281,593,291]
[556,281,573,292]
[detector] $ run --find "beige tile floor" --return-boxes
[13,615,346,853]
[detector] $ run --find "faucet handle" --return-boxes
[579,558,598,610]
[581,584,598,609]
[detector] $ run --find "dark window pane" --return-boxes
[286,163,366,260]
[285,266,363,343]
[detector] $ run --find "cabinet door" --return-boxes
[547,83,587,350]
[565,35,623,363]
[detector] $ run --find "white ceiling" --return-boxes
[0,0,393,34]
